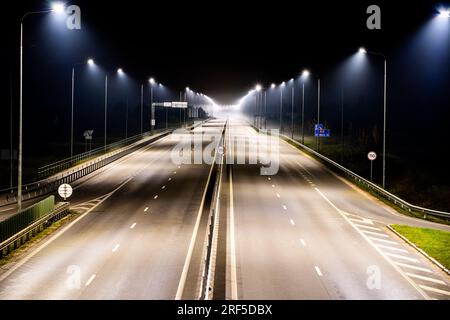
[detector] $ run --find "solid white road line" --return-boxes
[313,186,431,300]
[85,274,96,287]
[385,252,419,263]
[419,285,450,296]
[315,266,323,276]
[112,244,120,252]
[130,223,137,229]
[395,262,433,273]
[300,239,307,246]
[405,273,446,285]
[290,219,295,226]
[229,167,238,300]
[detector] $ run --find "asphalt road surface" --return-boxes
[1,117,449,300]
[0,120,226,299]
[226,118,450,300]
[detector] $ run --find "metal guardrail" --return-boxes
[0,130,172,207]
[199,122,226,300]
[0,200,70,258]
[250,124,450,220]
[0,120,208,209]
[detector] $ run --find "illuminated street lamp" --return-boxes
[280,81,285,132]
[104,68,125,151]
[70,58,95,158]
[438,8,450,18]
[18,2,66,210]
[359,47,387,189]
[149,78,156,132]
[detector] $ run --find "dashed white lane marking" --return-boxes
[283,205,287,210]
[162,185,166,190]
[368,237,399,245]
[300,239,307,246]
[130,223,137,229]
[168,177,172,181]
[144,207,149,212]
[353,224,382,231]
[419,285,450,296]
[178,166,181,169]
[376,244,408,253]
[395,262,433,273]
[385,252,419,263]
[405,273,446,285]
[112,244,120,252]
[85,274,96,286]
[271,184,275,188]
[315,266,323,277]
[361,230,389,238]
[276,193,281,198]
[154,195,159,199]
[268,177,271,181]
[290,219,295,226]
[174,171,177,174]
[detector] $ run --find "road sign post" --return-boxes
[367,151,377,182]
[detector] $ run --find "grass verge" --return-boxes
[391,225,450,270]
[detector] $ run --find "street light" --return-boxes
[104,67,125,151]
[149,78,156,132]
[70,58,95,158]
[358,47,388,189]
[438,8,450,18]
[271,83,276,89]
[300,69,310,144]
[18,3,66,210]
[279,82,286,133]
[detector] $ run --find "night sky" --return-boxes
[1,0,450,208]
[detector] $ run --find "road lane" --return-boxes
[227,118,450,300]
[0,120,225,299]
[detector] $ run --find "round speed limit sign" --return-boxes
[58,183,73,201]
[367,151,377,161]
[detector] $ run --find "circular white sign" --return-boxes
[58,184,73,200]
[367,151,377,161]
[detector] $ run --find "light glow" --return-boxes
[149,78,155,84]
[87,58,95,65]
[438,8,450,18]
[51,2,65,13]
[302,69,310,77]
[359,47,367,54]
[255,84,262,92]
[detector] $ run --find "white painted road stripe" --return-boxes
[376,244,409,253]
[419,285,450,296]
[162,185,166,189]
[277,193,281,198]
[361,230,389,238]
[354,224,382,231]
[130,223,137,229]
[315,266,323,276]
[154,195,159,199]
[144,207,149,212]
[85,274,96,286]
[283,205,287,210]
[406,273,446,285]
[385,252,419,263]
[112,244,120,252]
[395,262,433,273]
[290,219,295,226]
[368,237,399,245]
[300,239,306,246]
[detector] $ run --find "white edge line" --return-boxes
[313,187,431,300]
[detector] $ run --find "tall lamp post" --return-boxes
[255,84,262,128]
[104,68,124,152]
[300,70,310,145]
[359,47,387,189]
[18,2,66,210]
[149,78,156,132]
[290,79,295,139]
[279,81,285,133]
[71,58,94,158]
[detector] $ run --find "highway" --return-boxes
[0,120,226,299]
[226,118,450,300]
[1,118,450,300]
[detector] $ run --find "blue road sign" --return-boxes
[314,124,330,137]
